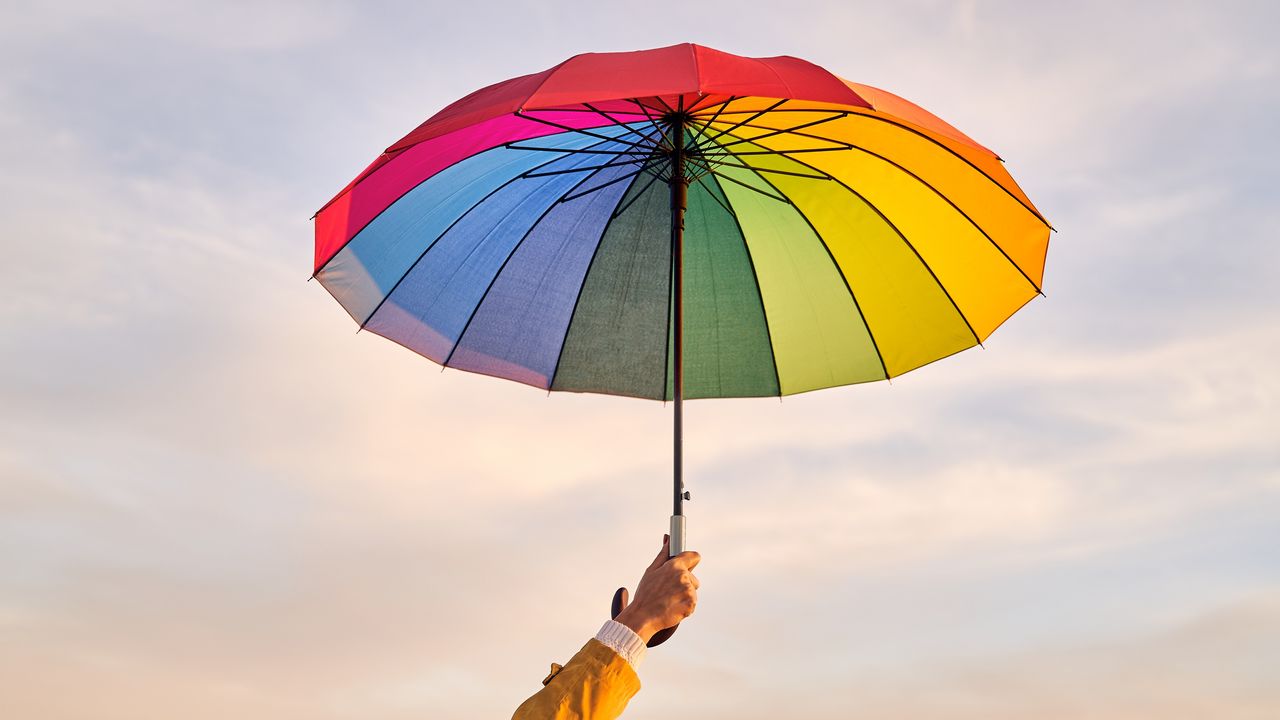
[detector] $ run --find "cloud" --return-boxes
[1,1,1277,718]
[818,591,1280,720]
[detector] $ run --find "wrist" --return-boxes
[596,619,648,669]
[614,606,659,643]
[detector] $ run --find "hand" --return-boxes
[613,534,700,644]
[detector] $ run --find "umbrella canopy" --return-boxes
[313,43,1051,401]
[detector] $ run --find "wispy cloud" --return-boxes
[2,1,1277,719]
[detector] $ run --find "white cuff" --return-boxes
[595,619,647,670]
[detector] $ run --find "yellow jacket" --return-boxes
[512,638,641,720]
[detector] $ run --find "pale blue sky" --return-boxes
[1,1,1278,718]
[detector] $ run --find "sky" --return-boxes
[1,1,1278,718]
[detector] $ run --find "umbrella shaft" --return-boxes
[670,116,688,555]
[672,176,686,517]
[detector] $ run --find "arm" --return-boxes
[510,637,640,720]
[512,536,701,720]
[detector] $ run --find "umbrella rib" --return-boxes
[724,108,1052,227]
[697,146,854,157]
[682,116,853,180]
[691,98,788,148]
[684,94,738,123]
[516,143,668,200]
[523,155,654,178]
[694,108,1052,228]
[692,112,848,154]
[843,109,1051,226]
[443,161,634,368]
[695,117,1044,294]
[681,97,742,174]
[690,173,735,217]
[694,118,854,151]
[724,129,1044,295]
[514,111,653,151]
[706,169,792,204]
[627,99,675,152]
[682,151,719,183]
[710,133,983,349]
[846,142,1043,294]
[610,169,664,218]
[547,170,643,391]
[683,114,722,164]
[684,94,729,115]
[509,104,665,147]
[505,144,654,155]
[582,102,665,148]
[700,95,739,119]
[702,159,832,181]
[709,152,891,381]
[316,134,619,279]
[559,165,652,203]
[509,106,649,115]
[355,138,621,331]
[693,107,853,115]
[560,149,667,203]
[650,94,679,115]
[703,171,783,396]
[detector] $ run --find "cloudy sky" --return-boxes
[2,1,1277,718]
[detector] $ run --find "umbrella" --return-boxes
[313,43,1051,643]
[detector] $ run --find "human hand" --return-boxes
[613,534,700,644]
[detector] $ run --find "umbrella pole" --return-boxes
[615,108,688,650]
[669,112,689,558]
[631,110,689,650]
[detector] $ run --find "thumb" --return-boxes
[647,534,671,571]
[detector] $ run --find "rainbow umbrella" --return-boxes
[314,43,1051,634]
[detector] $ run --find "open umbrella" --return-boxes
[313,42,1051,643]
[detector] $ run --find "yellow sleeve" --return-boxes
[511,638,641,720]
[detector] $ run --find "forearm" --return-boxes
[511,632,642,720]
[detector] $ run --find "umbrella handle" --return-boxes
[610,516,687,648]
[647,624,678,647]
[611,587,679,648]
[668,514,685,555]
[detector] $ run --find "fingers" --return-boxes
[675,565,699,591]
[669,550,700,571]
[647,534,671,571]
[680,583,698,618]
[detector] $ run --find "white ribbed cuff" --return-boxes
[595,619,647,670]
